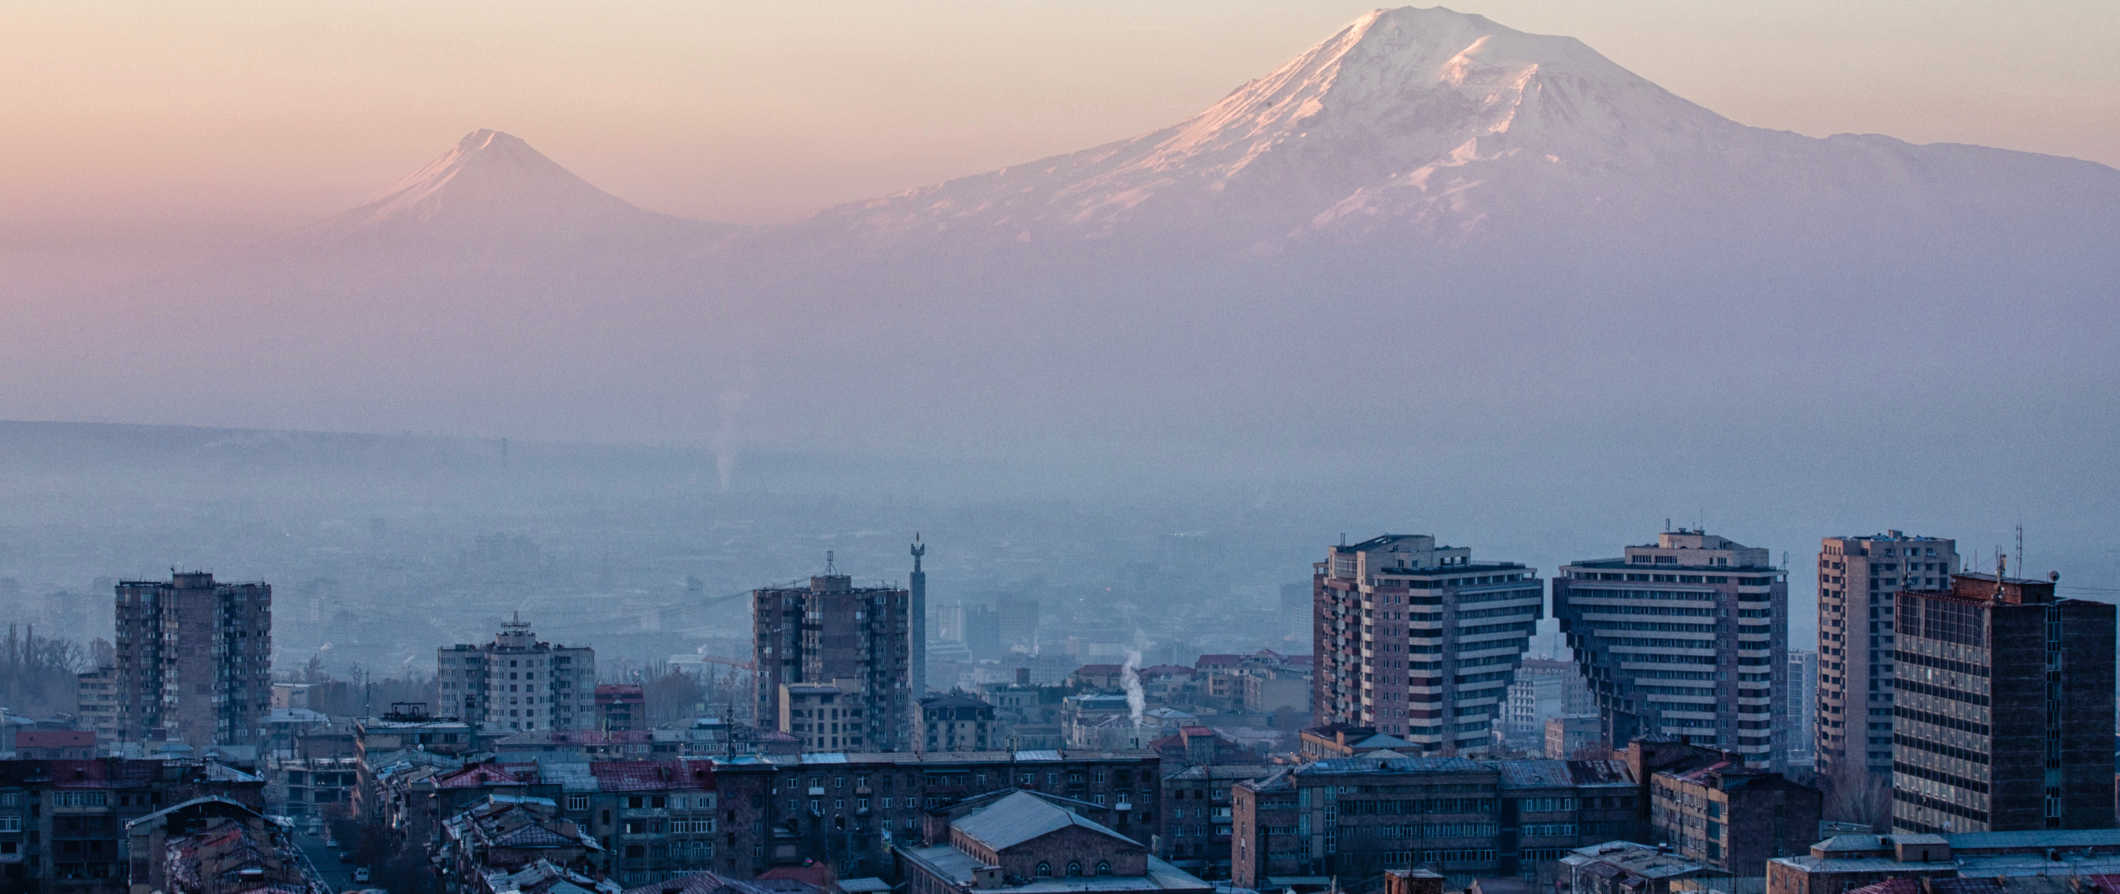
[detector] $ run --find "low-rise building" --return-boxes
[266,755,358,821]
[1649,754,1822,876]
[897,791,1211,894]
[440,794,604,880]
[1159,763,1270,879]
[1560,841,1723,894]
[1545,714,1601,759]
[124,795,329,893]
[781,682,871,752]
[1765,829,2120,894]
[916,692,996,753]
[12,731,96,760]
[0,757,268,891]
[1229,753,1643,889]
[598,685,648,733]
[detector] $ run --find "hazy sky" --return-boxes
[5,0,2117,234]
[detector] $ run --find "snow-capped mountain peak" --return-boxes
[308,128,688,243]
[820,5,1746,246]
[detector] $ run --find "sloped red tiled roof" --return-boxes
[758,861,834,887]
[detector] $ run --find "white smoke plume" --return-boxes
[1122,649,1145,729]
[711,364,755,493]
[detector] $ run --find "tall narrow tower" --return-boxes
[910,534,928,696]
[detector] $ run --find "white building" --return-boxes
[436,615,595,733]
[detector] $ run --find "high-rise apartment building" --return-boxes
[1552,530,1788,768]
[1890,571,2115,834]
[1312,534,1544,755]
[113,572,273,745]
[436,615,596,733]
[1785,649,1818,768]
[753,571,913,752]
[1815,532,1957,788]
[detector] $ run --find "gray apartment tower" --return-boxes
[435,615,596,733]
[1312,534,1545,755]
[1815,532,1958,790]
[1890,570,2116,834]
[1551,530,1788,768]
[113,572,272,746]
[753,568,913,752]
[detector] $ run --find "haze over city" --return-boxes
[1,3,2117,892]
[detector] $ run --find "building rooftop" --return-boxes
[956,791,1139,851]
[1369,562,1530,577]
[900,846,1207,894]
[1563,841,1721,879]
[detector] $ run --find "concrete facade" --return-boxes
[1229,754,1643,888]
[1648,756,1824,876]
[436,615,596,734]
[112,572,273,746]
[916,692,996,753]
[1890,572,2116,834]
[1815,533,1957,790]
[1552,530,1788,768]
[754,574,913,753]
[1313,534,1544,755]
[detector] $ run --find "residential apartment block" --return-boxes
[754,573,913,753]
[1502,658,1594,754]
[1890,571,2115,834]
[916,691,996,753]
[1552,530,1788,768]
[112,572,273,746]
[0,757,267,891]
[1312,534,1544,755]
[1815,532,1957,788]
[1648,754,1824,876]
[437,615,596,734]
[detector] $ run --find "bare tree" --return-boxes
[0,623,86,716]
[1821,759,1892,830]
[642,663,708,725]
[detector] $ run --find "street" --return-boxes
[292,826,361,892]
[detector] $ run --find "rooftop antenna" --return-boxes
[2015,523,2025,577]
[825,550,836,575]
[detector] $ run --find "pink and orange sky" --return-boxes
[5,0,2117,237]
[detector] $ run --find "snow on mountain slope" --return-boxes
[304,129,711,245]
[811,6,2117,252]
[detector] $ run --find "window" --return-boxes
[1096,861,1112,876]
[1067,862,1082,877]
[567,794,589,812]
[1035,863,1052,878]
